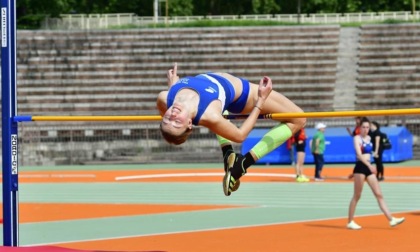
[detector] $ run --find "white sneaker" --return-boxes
[390,217,405,227]
[347,220,362,230]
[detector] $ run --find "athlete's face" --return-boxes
[360,122,370,136]
[161,105,191,136]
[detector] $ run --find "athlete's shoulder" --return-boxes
[156,91,169,115]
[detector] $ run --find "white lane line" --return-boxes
[115,173,420,181]
[325,175,420,180]
[115,172,296,181]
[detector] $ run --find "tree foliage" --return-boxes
[15,0,419,28]
[17,0,76,28]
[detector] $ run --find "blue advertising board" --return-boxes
[241,126,413,164]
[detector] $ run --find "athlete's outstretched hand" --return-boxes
[258,76,272,101]
[167,62,179,87]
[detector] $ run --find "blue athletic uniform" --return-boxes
[166,73,250,125]
[353,136,373,176]
[360,137,373,154]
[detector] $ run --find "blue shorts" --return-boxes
[206,73,250,114]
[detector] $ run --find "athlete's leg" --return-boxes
[348,173,365,223]
[296,150,305,176]
[244,86,306,162]
[376,150,385,180]
[216,111,234,172]
[217,135,233,171]
[218,75,305,195]
[295,150,309,182]
[224,85,306,195]
[365,174,392,220]
[365,174,405,226]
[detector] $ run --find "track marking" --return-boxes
[29,210,417,247]
[115,172,420,181]
[0,174,96,178]
[115,172,296,181]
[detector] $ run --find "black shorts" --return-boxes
[295,142,306,152]
[353,161,373,177]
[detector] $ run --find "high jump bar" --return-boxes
[13,108,420,122]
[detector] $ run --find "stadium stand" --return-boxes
[16,25,340,116]
[356,23,420,110]
[13,25,341,165]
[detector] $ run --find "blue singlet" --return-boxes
[166,73,250,125]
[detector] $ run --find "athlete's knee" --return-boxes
[373,191,383,200]
[289,117,306,134]
[353,193,362,201]
[297,117,307,129]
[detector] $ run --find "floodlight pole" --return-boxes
[1,0,19,246]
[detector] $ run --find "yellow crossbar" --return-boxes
[268,108,420,119]
[27,108,420,121]
[31,115,163,121]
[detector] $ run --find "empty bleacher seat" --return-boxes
[16,25,339,117]
[356,24,420,110]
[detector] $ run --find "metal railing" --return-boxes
[42,11,420,30]
[6,114,419,166]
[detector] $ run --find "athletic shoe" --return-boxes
[223,153,245,196]
[314,177,325,182]
[347,220,362,230]
[390,217,405,227]
[296,175,310,182]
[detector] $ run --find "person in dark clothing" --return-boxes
[370,121,385,181]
